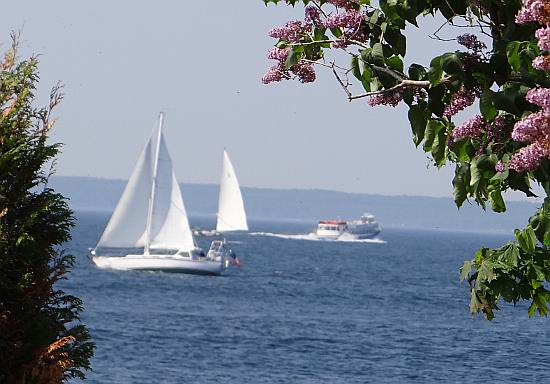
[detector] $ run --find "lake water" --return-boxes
[65,211,550,383]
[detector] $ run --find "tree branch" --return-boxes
[348,80,430,101]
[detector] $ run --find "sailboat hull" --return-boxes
[92,255,225,275]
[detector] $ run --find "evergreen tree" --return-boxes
[0,34,94,383]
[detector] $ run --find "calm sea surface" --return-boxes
[65,211,549,383]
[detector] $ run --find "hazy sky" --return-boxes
[1,1,500,197]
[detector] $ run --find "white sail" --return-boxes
[216,149,248,232]
[95,113,195,252]
[147,134,195,251]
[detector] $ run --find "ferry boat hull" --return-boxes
[315,213,381,240]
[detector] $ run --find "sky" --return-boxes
[1,1,530,198]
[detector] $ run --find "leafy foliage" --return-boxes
[262,0,550,318]
[0,35,94,382]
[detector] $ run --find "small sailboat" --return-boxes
[193,149,248,236]
[91,113,230,275]
[216,149,248,232]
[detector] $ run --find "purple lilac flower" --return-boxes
[486,115,511,143]
[532,55,550,71]
[305,5,321,23]
[452,115,485,139]
[292,63,316,83]
[323,10,363,29]
[262,65,287,84]
[511,110,550,142]
[495,161,507,172]
[267,47,290,62]
[368,90,404,107]
[536,27,550,51]
[444,87,480,118]
[326,0,355,10]
[269,21,310,43]
[515,0,550,24]
[525,88,550,111]
[457,34,487,52]
[509,142,549,172]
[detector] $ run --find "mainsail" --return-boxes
[95,113,195,252]
[216,149,248,232]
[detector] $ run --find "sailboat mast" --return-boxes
[144,112,164,255]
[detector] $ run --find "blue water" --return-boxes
[65,211,550,383]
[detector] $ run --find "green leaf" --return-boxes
[369,9,380,26]
[351,56,361,81]
[453,163,470,208]
[428,56,443,86]
[491,170,509,182]
[423,119,440,151]
[427,84,445,117]
[371,43,385,66]
[408,64,427,81]
[408,103,428,146]
[361,65,372,91]
[440,52,463,75]
[479,89,497,120]
[516,228,536,253]
[431,128,447,166]
[470,288,482,314]
[525,227,537,252]
[384,28,406,56]
[285,47,299,69]
[500,243,519,269]
[506,41,522,72]
[331,27,343,38]
[489,189,506,213]
[477,260,496,283]
[460,260,474,282]
[469,156,483,188]
[386,56,403,73]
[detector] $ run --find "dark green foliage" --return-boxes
[0,36,93,383]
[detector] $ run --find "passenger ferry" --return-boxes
[315,213,381,239]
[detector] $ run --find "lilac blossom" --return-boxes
[292,63,316,83]
[525,88,550,111]
[305,5,321,23]
[536,27,550,51]
[262,65,287,84]
[326,0,355,10]
[323,10,363,29]
[444,87,480,118]
[457,34,487,52]
[509,142,549,172]
[532,55,550,71]
[368,90,404,107]
[267,47,290,62]
[511,110,550,142]
[515,0,550,24]
[268,21,310,43]
[486,115,511,144]
[495,161,507,172]
[452,115,485,140]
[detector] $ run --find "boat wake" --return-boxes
[249,232,386,244]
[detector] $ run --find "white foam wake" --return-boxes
[249,232,386,244]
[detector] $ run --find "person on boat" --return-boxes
[228,249,240,266]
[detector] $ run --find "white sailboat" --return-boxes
[216,149,248,232]
[91,113,229,275]
[193,149,248,236]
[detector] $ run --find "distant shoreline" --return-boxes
[56,175,537,234]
